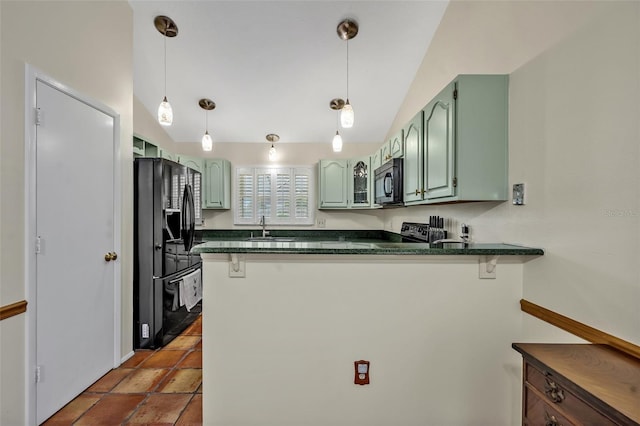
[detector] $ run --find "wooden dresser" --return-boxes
[512,343,640,426]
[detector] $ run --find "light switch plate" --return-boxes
[513,183,525,205]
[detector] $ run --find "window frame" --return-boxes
[234,166,315,226]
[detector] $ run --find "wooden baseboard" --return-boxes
[520,299,640,360]
[0,300,28,321]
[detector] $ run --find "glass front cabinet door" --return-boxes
[350,156,370,208]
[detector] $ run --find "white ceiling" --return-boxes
[130,1,448,144]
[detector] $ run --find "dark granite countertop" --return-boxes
[192,229,544,256]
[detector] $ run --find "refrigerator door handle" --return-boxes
[182,184,195,252]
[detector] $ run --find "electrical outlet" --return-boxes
[317,218,326,228]
[513,183,525,205]
[142,323,150,339]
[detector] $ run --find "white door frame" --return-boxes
[23,64,122,426]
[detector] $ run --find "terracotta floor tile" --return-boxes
[158,369,202,393]
[140,350,188,368]
[178,350,202,369]
[182,318,202,335]
[74,394,145,426]
[85,368,134,392]
[112,368,169,393]
[42,394,101,425]
[121,350,154,368]
[176,394,202,425]
[164,335,201,350]
[125,393,191,424]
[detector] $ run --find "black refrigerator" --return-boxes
[133,158,202,349]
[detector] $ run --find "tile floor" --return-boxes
[43,315,202,425]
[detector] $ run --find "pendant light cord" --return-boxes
[346,39,349,99]
[163,32,167,97]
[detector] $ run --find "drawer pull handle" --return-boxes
[544,377,565,403]
[544,411,563,426]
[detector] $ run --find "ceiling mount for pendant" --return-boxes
[330,98,346,111]
[199,98,216,111]
[154,15,179,37]
[336,19,358,41]
[266,134,280,143]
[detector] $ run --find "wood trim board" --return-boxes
[520,299,640,360]
[0,300,28,321]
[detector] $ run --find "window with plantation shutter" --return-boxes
[234,166,315,225]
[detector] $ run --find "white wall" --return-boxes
[203,254,526,426]
[0,2,133,424]
[385,1,640,346]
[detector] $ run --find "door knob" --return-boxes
[104,252,118,261]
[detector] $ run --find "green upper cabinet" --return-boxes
[133,135,160,158]
[350,156,371,208]
[379,130,404,165]
[203,159,231,209]
[318,159,348,208]
[160,150,177,162]
[389,130,404,159]
[318,157,372,209]
[371,148,382,172]
[404,74,508,205]
[402,112,424,204]
[423,82,455,200]
[177,155,204,174]
[379,143,391,165]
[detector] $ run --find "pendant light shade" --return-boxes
[340,99,354,128]
[332,130,343,152]
[158,96,173,126]
[337,19,358,129]
[330,98,346,152]
[199,98,216,152]
[266,134,279,161]
[202,131,213,151]
[155,16,178,126]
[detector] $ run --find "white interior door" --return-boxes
[35,80,117,424]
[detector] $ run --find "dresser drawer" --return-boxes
[525,362,617,426]
[524,385,576,426]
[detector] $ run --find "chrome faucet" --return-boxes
[260,215,269,238]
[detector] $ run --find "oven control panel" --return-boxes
[400,222,429,243]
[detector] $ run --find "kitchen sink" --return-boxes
[245,236,297,242]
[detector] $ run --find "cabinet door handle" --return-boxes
[544,411,563,426]
[544,376,565,403]
[415,189,420,196]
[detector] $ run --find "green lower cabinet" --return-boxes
[203,159,230,209]
[403,74,508,205]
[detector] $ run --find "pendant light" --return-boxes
[266,134,279,161]
[337,19,358,128]
[199,98,216,152]
[154,16,178,126]
[330,98,345,152]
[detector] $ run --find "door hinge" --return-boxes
[453,177,458,187]
[453,89,458,100]
[35,365,42,383]
[35,236,42,254]
[35,108,43,126]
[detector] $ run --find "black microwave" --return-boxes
[374,158,403,206]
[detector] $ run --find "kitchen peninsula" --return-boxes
[192,234,543,426]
